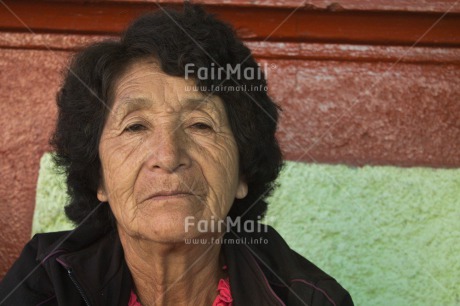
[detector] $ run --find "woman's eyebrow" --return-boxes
[182,97,222,119]
[112,96,220,121]
[182,97,208,107]
[113,97,152,119]
[182,97,219,112]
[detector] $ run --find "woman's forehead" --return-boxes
[110,60,225,120]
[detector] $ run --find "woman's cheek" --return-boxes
[193,130,237,159]
[101,137,145,203]
[107,133,146,166]
[193,134,240,190]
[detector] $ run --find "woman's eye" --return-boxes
[124,124,146,133]
[191,122,212,130]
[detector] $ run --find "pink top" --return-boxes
[128,269,232,306]
[212,277,232,306]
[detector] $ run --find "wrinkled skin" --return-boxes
[97,58,248,243]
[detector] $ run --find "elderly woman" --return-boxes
[1,4,353,306]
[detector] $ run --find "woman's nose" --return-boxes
[146,127,192,173]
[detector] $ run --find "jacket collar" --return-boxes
[37,224,132,306]
[57,230,132,306]
[223,234,286,305]
[38,223,286,305]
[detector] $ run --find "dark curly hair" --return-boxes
[51,4,283,231]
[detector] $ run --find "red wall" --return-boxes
[1,0,459,278]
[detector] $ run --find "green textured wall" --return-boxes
[33,154,73,235]
[33,153,460,305]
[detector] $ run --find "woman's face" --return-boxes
[97,59,247,243]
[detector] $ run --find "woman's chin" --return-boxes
[125,210,213,244]
[133,227,212,245]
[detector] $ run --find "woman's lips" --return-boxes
[138,177,207,203]
[145,191,195,202]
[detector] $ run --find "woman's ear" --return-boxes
[97,185,108,202]
[235,177,248,199]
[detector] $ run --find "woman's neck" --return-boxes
[118,229,225,306]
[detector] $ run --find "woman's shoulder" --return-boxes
[0,232,63,305]
[0,225,115,305]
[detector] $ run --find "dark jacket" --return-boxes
[0,223,353,306]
